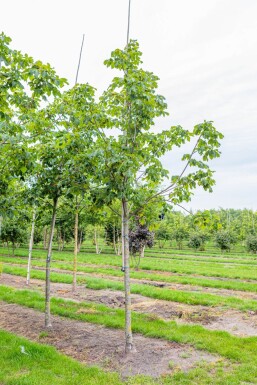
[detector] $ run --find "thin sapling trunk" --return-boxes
[26,209,36,285]
[94,226,99,254]
[122,198,135,353]
[43,227,48,249]
[45,196,58,328]
[72,208,79,292]
[78,230,83,252]
[0,216,3,240]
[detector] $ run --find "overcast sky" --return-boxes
[2,0,257,211]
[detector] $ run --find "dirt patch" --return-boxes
[0,273,145,308]
[131,299,218,324]
[0,273,218,323]
[0,302,218,378]
[131,297,257,337]
[203,310,257,336]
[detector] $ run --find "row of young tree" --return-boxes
[155,209,257,252]
[0,33,224,352]
[1,202,257,256]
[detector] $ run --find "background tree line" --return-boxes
[1,197,257,255]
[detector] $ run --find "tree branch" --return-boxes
[143,134,202,204]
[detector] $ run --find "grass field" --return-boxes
[1,244,257,384]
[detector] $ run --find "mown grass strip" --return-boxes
[4,265,257,312]
[1,329,255,385]
[10,242,253,257]
[3,251,257,281]
[2,246,257,266]
[145,254,257,266]
[0,329,123,385]
[4,256,257,295]
[2,283,257,371]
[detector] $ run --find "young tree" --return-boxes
[1,33,67,290]
[246,235,257,254]
[188,232,209,251]
[1,217,27,255]
[215,230,237,252]
[155,221,172,249]
[173,226,189,250]
[33,136,71,327]
[48,83,106,291]
[98,40,223,352]
[105,200,122,255]
[0,33,66,192]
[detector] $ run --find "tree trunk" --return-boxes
[26,209,36,285]
[62,232,65,250]
[121,208,125,269]
[113,224,118,255]
[58,233,62,251]
[114,225,122,256]
[94,226,99,254]
[78,230,83,252]
[117,234,122,256]
[139,245,145,259]
[72,209,79,292]
[43,227,48,250]
[45,196,58,328]
[0,215,3,240]
[122,198,135,353]
[133,245,145,271]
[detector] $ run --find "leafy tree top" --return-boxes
[97,40,223,211]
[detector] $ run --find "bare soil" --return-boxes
[2,273,257,337]
[0,302,218,378]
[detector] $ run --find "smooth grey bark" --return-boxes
[0,215,3,240]
[72,209,79,292]
[117,234,122,256]
[78,229,83,252]
[57,232,65,251]
[113,224,122,256]
[139,245,145,262]
[121,207,125,269]
[26,209,36,285]
[45,196,58,328]
[113,224,117,254]
[43,227,48,250]
[122,198,135,353]
[94,226,99,254]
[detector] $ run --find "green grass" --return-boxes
[4,255,257,295]
[2,244,257,264]
[20,239,254,255]
[0,330,124,385]
[4,264,257,312]
[2,246,257,281]
[148,254,244,265]
[145,246,255,258]
[0,330,254,385]
[4,254,257,296]
[4,245,257,265]
[2,284,257,367]
[3,245,257,383]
